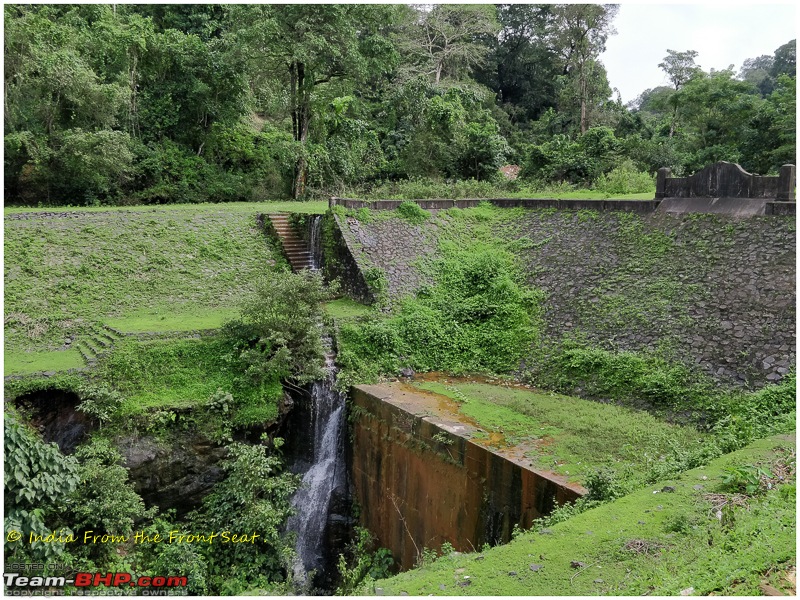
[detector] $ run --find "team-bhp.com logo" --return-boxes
[5,572,187,591]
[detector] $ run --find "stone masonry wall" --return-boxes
[335,208,795,388]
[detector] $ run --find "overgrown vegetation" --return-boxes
[4,5,794,205]
[337,235,543,385]
[3,258,337,594]
[365,435,796,596]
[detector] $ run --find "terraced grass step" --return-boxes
[75,341,98,365]
[99,324,123,339]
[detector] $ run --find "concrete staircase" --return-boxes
[268,213,314,271]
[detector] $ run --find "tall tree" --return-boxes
[476,4,560,122]
[399,4,499,85]
[229,4,399,197]
[550,4,618,134]
[658,49,700,137]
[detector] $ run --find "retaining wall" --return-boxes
[350,385,583,570]
[333,208,795,388]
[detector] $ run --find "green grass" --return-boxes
[367,434,796,596]
[324,297,374,320]
[3,348,85,375]
[97,336,281,423]
[4,205,285,360]
[105,307,238,333]
[414,381,708,487]
[3,200,328,215]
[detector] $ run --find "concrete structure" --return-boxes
[350,384,584,570]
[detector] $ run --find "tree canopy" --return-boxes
[3,5,795,204]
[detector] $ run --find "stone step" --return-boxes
[267,214,315,273]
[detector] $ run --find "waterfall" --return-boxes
[309,215,323,270]
[286,350,346,587]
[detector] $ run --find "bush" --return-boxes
[396,201,430,225]
[337,240,545,381]
[593,160,655,195]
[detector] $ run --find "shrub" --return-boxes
[395,201,430,225]
[593,160,655,195]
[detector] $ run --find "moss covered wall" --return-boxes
[336,209,795,388]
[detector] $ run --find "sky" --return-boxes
[600,3,798,104]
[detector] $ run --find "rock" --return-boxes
[374,588,384,596]
[680,587,694,596]
[530,564,543,572]
[693,484,704,490]
[571,561,587,569]
[594,579,605,584]
[439,584,446,591]
[120,433,227,515]
[399,367,415,378]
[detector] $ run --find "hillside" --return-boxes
[3,201,325,375]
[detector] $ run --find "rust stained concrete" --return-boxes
[350,382,585,571]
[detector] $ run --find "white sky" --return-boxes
[600,3,798,104]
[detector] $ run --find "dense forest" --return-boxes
[3,4,796,205]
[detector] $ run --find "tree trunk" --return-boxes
[579,68,588,134]
[669,104,678,138]
[291,61,309,199]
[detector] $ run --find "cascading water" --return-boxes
[309,215,323,270]
[285,348,346,588]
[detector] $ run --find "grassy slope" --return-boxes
[95,336,282,422]
[3,201,325,375]
[413,381,706,487]
[370,434,796,596]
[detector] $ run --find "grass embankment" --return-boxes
[368,434,796,596]
[412,381,706,488]
[3,201,325,376]
[94,336,281,424]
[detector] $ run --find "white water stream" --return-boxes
[286,351,345,586]
[309,215,323,270]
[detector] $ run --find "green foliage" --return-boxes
[710,371,797,452]
[395,201,430,225]
[227,269,329,385]
[593,160,655,195]
[362,267,389,306]
[4,411,81,563]
[584,467,627,502]
[76,383,124,425]
[69,438,152,538]
[523,126,622,185]
[335,527,394,595]
[2,5,794,204]
[526,344,709,409]
[721,464,773,495]
[187,442,298,594]
[338,239,544,382]
[137,515,210,595]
